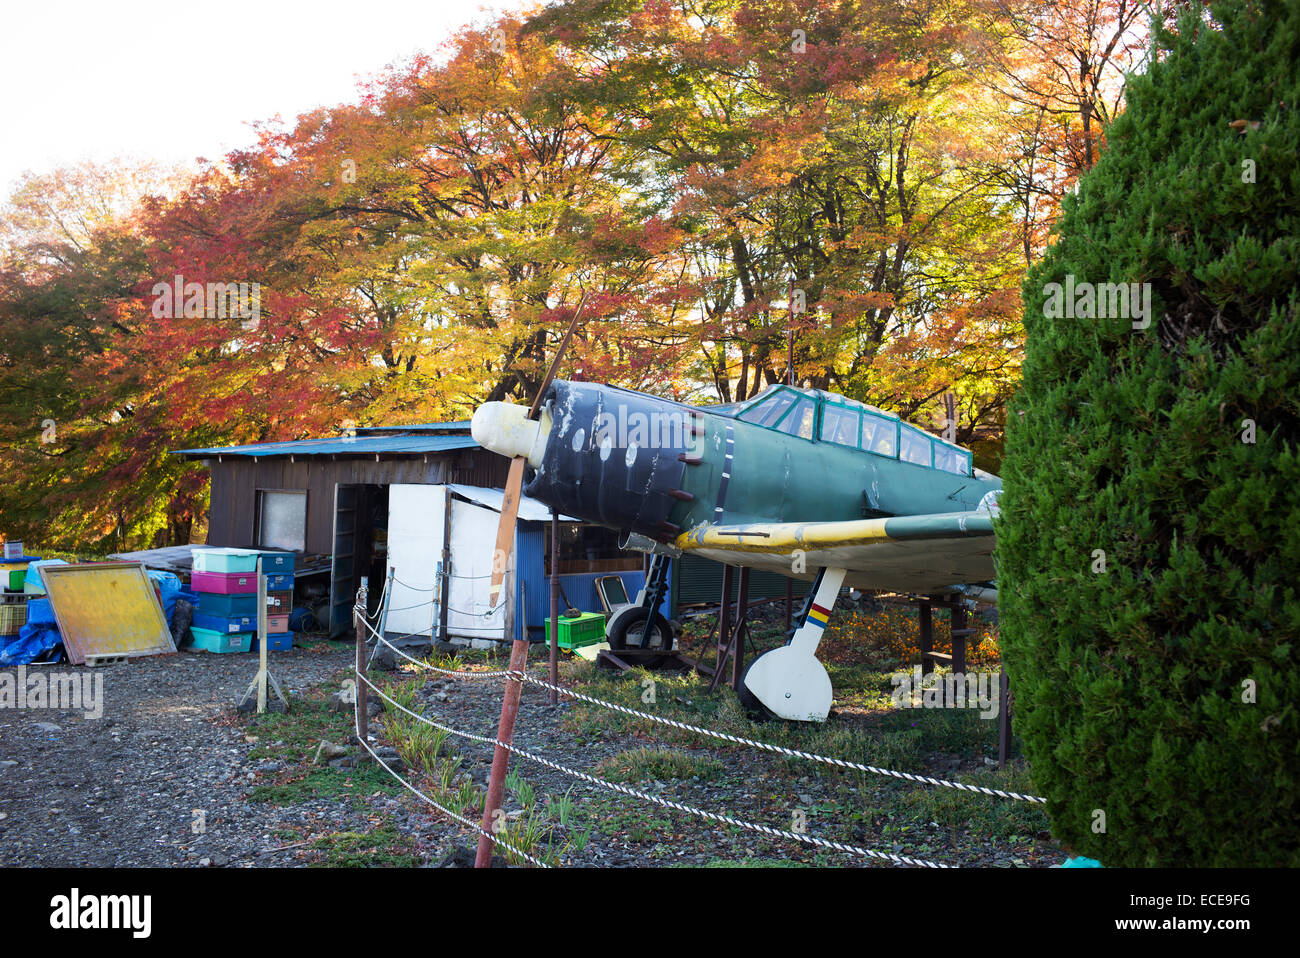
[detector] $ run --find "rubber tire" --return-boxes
[607,607,674,669]
[737,649,778,721]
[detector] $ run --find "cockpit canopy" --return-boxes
[725,385,973,477]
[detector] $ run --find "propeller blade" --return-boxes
[488,290,588,608]
[528,290,588,421]
[488,456,528,607]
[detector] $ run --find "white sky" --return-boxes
[0,0,537,196]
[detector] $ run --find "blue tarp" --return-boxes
[0,598,63,666]
[147,570,197,641]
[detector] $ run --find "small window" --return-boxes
[862,413,897,457]
[933,445,972,475]
[774,397,816,439]
[900,427,932,466]
[820,404,860,447]
[257,490,306,552]
[739,391,796,428]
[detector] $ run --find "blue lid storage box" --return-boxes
[258,552,295,573]
[196,592,258,618]
[191,548,261,574]
[192,611,257,634]
[189,628,252,654]
[264,573,293,592]
[251,632,293,652]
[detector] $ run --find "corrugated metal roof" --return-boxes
[173,431,478,459]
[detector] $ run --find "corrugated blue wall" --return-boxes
[511,523,669,641]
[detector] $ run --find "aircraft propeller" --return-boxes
[485,291,588,609]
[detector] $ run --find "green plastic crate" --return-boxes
[544,612,606,650]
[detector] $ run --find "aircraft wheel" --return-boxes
[738,649,778,721]
[607,608,674,669]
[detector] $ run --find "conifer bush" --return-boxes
[998,0,1300,866]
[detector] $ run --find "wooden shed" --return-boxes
[173,423,656,642]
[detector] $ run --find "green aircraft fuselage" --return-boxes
[517,381,1002,543]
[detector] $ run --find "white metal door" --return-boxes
[385,484,447,638]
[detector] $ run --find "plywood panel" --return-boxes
[42,562,176,665]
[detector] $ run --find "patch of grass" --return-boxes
[241,671,399,806]
[247,763,398,805]
[309,823,420,867]
[595,747,723,784]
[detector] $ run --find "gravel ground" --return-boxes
[0,640,1060,868]
[0,644,373,867]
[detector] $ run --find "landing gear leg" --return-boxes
[740,567,846,722]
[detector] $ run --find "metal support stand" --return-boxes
[918,599,934,676]
[241,556,288,713]
[951,602,969,674]
[708,566,750,693]
[642,553,672,614]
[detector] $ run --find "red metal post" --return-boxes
[476,590,526,867]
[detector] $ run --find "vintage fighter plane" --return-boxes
[471,376,1002,722]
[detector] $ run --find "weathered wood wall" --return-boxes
[204,450,511,555]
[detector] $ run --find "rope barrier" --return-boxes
[357,620,1044,803]
[352,713,550,868]
[357,617,512,678]
[509,671,1048,805]
[357,673,947,868]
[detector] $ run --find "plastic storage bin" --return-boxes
[189,627,252,653]
[258,552,295,573]
[197,592,258,618]
[191,571,258,595]
[191,548,260,574]
[543,612,607,650]
[251,632,293,652]
[192,611,257,634]
[264,573,292,592]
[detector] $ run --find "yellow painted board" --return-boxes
[41,562,176,665]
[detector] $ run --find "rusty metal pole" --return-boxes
[919,599,933,677]
[476,571,525,867]
[951,602,967,674]
[549,510,559,705]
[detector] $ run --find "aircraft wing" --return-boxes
[673,511,995,594]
